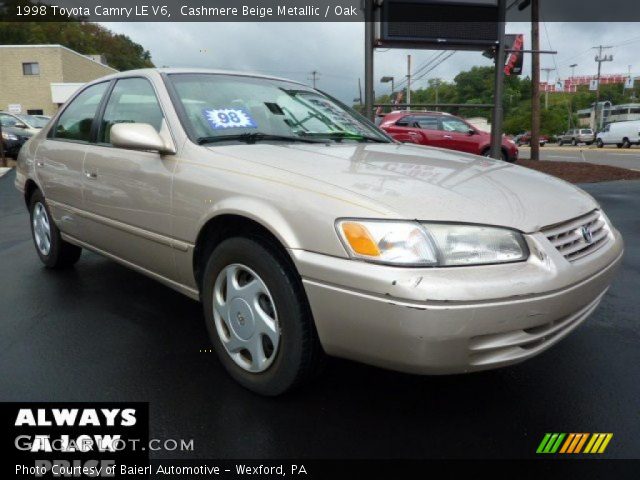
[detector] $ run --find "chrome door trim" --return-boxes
[47,199,193,252]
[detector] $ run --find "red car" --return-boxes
[379,111,518,162]
[515,131,549,147]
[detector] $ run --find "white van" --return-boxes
[596,120,640,148]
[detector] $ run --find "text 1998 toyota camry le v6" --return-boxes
[15,69,623,395]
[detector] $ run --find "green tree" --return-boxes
[0,21,153,71]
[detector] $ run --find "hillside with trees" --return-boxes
[375,66,638,135]
[0,21,153,71]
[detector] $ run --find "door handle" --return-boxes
[36,161,44,167]
[408,132,420,136]
[84,171,98,179]
[443,135,453,139]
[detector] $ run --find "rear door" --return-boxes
[384,115,421,143]
[413,115,448,148]
[439,116,478,153]
[82,76,179,280]
[33,82,110,239]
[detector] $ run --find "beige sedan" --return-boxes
[15,69,624,395]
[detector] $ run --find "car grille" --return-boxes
[542,210,609,262]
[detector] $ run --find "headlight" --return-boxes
[336,220,528,267]
[2,131,18,141]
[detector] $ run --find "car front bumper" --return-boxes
[291,228,623,374]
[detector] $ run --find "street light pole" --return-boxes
[530,0,541,161]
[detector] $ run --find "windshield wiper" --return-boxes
[299,131,388,143]
[197,133,325,145]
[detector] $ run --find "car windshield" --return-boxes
[167,73,389,144]
[17,114,49,128]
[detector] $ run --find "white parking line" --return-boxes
[547,155,578,159]
[0,167,12,178]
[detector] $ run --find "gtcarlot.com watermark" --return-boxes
[15,435,194,453]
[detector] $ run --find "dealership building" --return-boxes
[0,44,117,116]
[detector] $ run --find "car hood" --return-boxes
[206,142,597,233]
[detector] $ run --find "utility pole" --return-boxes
[530,0,540,161]
[364,0,374,121]
[569,63,578,90]
[433,78,441,111]
[593,45,613,132]
[406,54,412,111]
[541,67,555,109]
[358,78,363,105]
[309,70,320,89]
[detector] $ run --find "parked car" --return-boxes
[515,131,549,146]
[15,69,624,395]
[379,111,518,162]
[0,112,49,136]
[558,128,595,146]
[1,127,24,158]
[0,124,34,158]
[596,120,640,148]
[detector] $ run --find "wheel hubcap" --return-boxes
[212,264,280,373]
[32,202,51,256]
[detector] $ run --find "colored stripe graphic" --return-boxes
[536,433,566,453]
[537,433,613,454]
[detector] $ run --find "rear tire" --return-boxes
[202,236,324,396]
[571,138,577,146]
[622,138,631,148]
[616,143,623,148]
[29,190,82,269]
[558,140,563,146]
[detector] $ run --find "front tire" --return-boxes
[29,190,82,269]
[596,139,604,148]
[202,236,323,396]
[571,138,577,146]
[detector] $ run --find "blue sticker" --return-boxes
[203,108,257,129]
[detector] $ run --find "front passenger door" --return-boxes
[82,77,179,280]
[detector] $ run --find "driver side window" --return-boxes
[53,82,108,142]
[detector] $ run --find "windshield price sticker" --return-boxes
[204,108,257,129]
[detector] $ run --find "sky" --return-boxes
[102,21,640,104]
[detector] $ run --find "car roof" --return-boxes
[85,68,308,87]
[385,110,451,117]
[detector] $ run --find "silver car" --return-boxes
[558,128,595,146]
[15,69,624,395]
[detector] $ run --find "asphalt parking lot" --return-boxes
[1,169,639,460]
[519,145,640,170]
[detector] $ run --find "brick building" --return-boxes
[0,45,117,116]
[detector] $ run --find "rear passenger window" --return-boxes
[415,117,440,131]
[98,78,164,145]
[395,116,412,126]
[53,82,108,142]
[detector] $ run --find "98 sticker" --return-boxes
[204,108,257,129]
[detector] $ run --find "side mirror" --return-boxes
[110,123,174,154]
[467,128,476,135]
[15,123,28,129]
